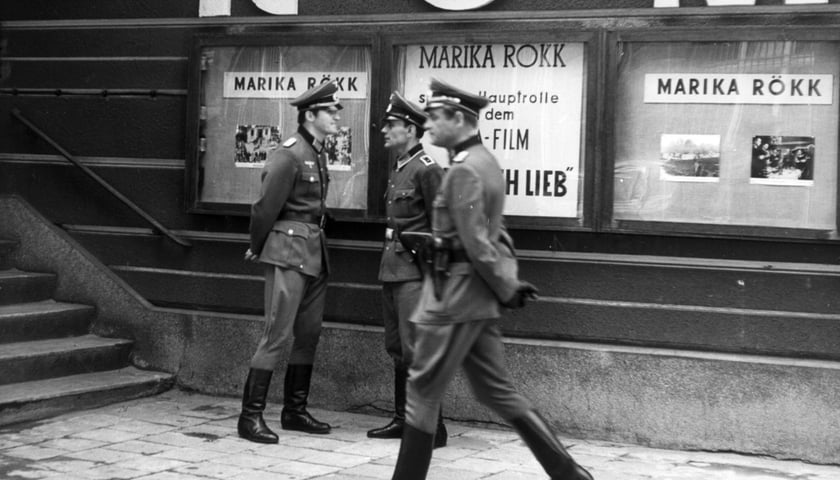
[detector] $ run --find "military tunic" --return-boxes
[378,144,443,367]
[405,135,532,433]
[248,126,330,370]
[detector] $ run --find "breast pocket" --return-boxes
[298,170,322,197]
[391,188,416,217]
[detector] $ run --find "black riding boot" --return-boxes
[237,368,279,444]
[390,423,435,480]
[280,364,331,434]
[511,410,593,480]
[367,367,407,438]
[434,407,447,449]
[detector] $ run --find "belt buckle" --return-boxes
[319,215,326,229]
[385,228,394,241]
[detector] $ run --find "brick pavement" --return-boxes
[1,390,838,480]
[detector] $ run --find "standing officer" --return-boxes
[367,92,447,447]
[238,81,341,443]
[390,79,593,480]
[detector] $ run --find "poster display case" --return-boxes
[609,32,840,239]
[186,35,374,215]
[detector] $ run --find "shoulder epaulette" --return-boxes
[452,151,469,163]
[420,154,435,167]
[283,137,297,148]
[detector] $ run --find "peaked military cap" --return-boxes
[425,78,489,117]
[383,91,428,128]
[290,80,343,111]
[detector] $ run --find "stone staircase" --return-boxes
[0,238,174,426]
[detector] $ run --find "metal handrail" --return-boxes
[11,108,192,247]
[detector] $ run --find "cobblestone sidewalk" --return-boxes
[1,390,838,480]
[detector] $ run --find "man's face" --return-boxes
[381,119,411,150]
[311,107,340,136]
[423,108,458,148]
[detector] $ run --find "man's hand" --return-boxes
[244,248,259,262]
[502,281,539,309]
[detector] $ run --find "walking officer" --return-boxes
[367,92,447,447]
[390,78,593,480]
[238,81,341,443]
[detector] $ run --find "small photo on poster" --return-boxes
[659,134,720,182]
[750,135,814,186]
[325,127,352,171]
[234,125,281,168]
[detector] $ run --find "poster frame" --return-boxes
[381,30,601,231]
[603,27,840,241]
[184,32,383,218]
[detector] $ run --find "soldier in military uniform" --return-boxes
[390,79,592,480]
[238,81,340,443]
[366,92,447,447]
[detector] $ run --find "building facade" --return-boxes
[2,0,840,463]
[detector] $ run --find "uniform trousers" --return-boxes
[405,319,533,433]
[250,264,327,370]
[381,280,422,369]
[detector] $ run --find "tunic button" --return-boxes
[288,229,294,234]
[310,176,315,181]
[300,265,304,268]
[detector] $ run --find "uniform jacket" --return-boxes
[413,135,519,324]
[250,127,330,277]
[378,144,444,282]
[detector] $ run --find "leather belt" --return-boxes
[449,249,469,263]
[279,211,323,226]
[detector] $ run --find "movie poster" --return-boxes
[750,135,814,186]
[234,124,281,168]
[325,127,352,171]
[400,43,586,218]
[659,134,720,182]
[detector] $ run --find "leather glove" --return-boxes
[502,281,539,309]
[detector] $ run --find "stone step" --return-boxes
[0,239,17,270]
[0,334,133,385]
[0,300,94,344]
[0,366,174,427]
[0,269,56,306]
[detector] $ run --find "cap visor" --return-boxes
[301,101,343,111]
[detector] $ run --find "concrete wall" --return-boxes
[3,193,840,464]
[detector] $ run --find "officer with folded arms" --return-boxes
[391,78,593,480]
[238,81,341,443]
[367,92,447,447]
